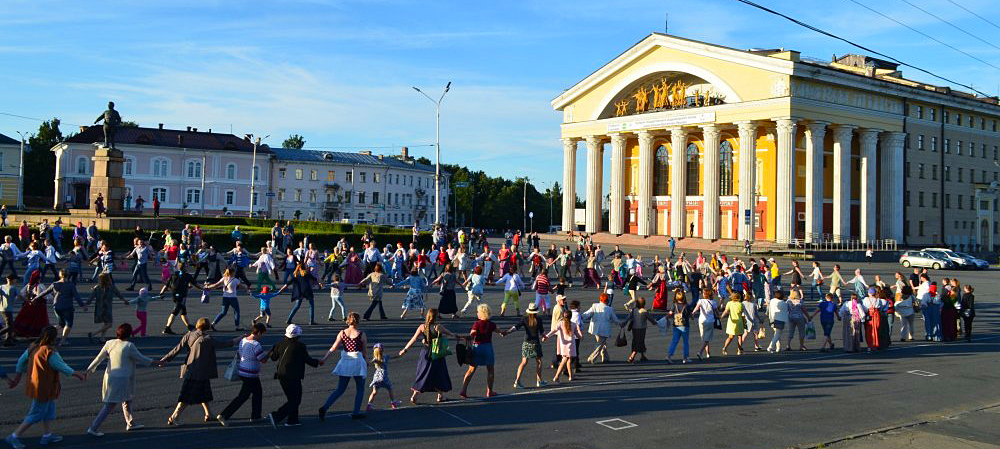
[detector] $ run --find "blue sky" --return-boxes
[2,0,999,200]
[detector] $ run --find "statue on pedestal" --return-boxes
[94,101,122,149]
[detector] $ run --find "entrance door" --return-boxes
[73,184,88,208]
[686,210,699,238]
[722,210,733,239]
[656,208,666,235]
[982,220,990,250]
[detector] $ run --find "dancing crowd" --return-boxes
[0,220,981,448]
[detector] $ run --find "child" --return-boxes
[532,271,551,314]
[128,287,158,337]
[602,273,616,308]
[252,286,279,328]
[366,343,400,411]
[327,274,347,322]
[555,277,569,297]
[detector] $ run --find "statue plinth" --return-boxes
[90,145,126,214]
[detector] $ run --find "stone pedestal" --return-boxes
[90,145,126,214]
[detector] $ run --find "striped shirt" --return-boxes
[237,338,267,378]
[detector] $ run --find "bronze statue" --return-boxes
[94,101,122,149]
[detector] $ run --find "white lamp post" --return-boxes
[15,131,27,210]
[245,134,269,218]
[412,82,451,226]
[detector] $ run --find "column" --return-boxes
[804,121,828,243]
[561,138,577,233]
[701,124,720,240]
[831,125,855,242]
[53,147,64,209]
[880,131,906,242]
[609,133,627,235]
[774,118,798,243]
[636,130,654,236]
[736,121,758,241]
[584,135,604,233]
[858,129,880,242]
[670,127,689,237]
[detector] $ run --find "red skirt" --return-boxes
[865,306,882,349]
[652,282,668,311]
[14,299,49,338]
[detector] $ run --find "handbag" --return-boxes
[430,334,452,360]
[614,326,628,347]
[805,321,817,340]
[455,342,469,366]
[756,326,767,340]
[713,316,723,330]
[222,351,240,381]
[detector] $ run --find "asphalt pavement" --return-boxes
[0,239,996,449]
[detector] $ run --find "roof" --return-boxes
[63,126,271,153]
[271,148,437,173]
[0,133,18,145]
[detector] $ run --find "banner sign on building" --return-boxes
[606,112,716,133]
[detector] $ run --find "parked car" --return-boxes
[921,248,973,269]
[899,250,954,270]
[952,251,990,270]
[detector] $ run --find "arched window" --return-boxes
[76,157,88,175]
[152,158,169,177]
[226,163,236,180]
[253,165,260,181]
[124,157,134,176]
[686,143,700,195]
[653,144,669,196]
[719,140,734,196]
[187,160,202,178]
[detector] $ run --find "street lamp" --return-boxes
[522,177,528,233]
[15,131,27,210]
[412,81,451,227]
[245,134,269,218]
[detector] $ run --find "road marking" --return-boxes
[907,369,939,377]
[359,420,385,438]
[432,405,473,426]
[596,418,638,431]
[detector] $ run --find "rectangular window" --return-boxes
[945,194,950,208]
[309,190,316,202]
[932,192,937,207]
[295,169,303,180]
[993,120,998,132]
[918,163,924,179]
[904,190,910,206]
[360,172,367,183]
[929,108,936,121]
[374,173,381,183]
[919,221,925,236]
[958,168,963,182]
[904,220,910,237]
[971,196,975,209]
[932,165,938,180]
[278,168,286,179]
[152,187,167,203]
[944,139,950,153]
[931,136,937,152]
[969,115,975,127]
[958,195,964,209]
[944,166,951,181]
[294,189,301,202]
[373,192,380,204]
[970,141,975,157]
[956,113,962,125]
[343,190,351,203]
[943,111,949,123]
[252,192,258,207]
[185,188,201,205]
[358,192,366,204]
[917,135,924,150]
[310,170,318,181]
[327,171,335,181]
[915,105,923,119]
[905,162,911,178]
[346,172,353,183]
[225,191,235,205]
[278,189,285,201]
[918,191,925,207]
[957,141,963,155]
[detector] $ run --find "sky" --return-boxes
[2,0,1000,200]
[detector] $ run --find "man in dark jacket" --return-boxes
[266,324,319,427]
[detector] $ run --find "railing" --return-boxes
[322,201,341,210]
[782,233,898,251]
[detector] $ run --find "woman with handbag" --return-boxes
[786,290,809,351]
[665,293,693,364]
[809,262,824,302]
[217,323,268,426]
[84,323,155,436]
[692,288,718,359]
[398,309,457,404]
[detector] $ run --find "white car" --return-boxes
[899,250,953,270]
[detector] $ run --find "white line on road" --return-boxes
[596,418,638,431]
[907,369,939,377]
[432,405,473,426]
[359,420,385,438]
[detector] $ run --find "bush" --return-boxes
[172,216,410,236]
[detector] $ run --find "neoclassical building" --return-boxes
[553,33,1000,250]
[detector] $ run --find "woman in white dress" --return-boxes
[85,323,155,436]
[318,312,368,420]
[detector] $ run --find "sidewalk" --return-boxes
[536,232,762,254]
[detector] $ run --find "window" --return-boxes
[76,157,88,175]
[904,220,910,237]
[944,139,951,153]
[186,160,202,178]
[917,135,924,150]
[252,192,258,207]
[969,115,975,127]
[358,192,366,204]
[957,141,963,155]
[309,190,316,202]
[918,191,925,207]
[904,190,910,206]
[226,163,236,180]
[374,173,381,183]
[958,195,964,209]
[360,172,367,183]
[905,162,911,178]
[945,194,950,208]
[956,113,962,125]
[253,165,260,181]
[929,108,936,121]
[653,144,669,196]
[185,188,201,204]
[915,105,923,119]
[918,163,924,179]
[995,146,998,160]
[686,143,700,195]
[343,190,352,203]
[373,192,380,204]
[943,111,949,123]
[310,170,318,181]
[932,165,938,180]
[970,141,975,157]
[124,157,133,176]
[993,120,998,132]
[919,221,925,236]
[958,168,963,182]
[327,171,335,181]
[944,166,951,181]
[971,196,975,210]
[152,187,167,203]
[225,190,235,205]
[278,168,286,179]
[294,169,303,180]
[277,189,285,201]
[346,172,353,183]
[932,192,937,207]
[293,189,301,201]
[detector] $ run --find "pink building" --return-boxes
[52,125,271,215]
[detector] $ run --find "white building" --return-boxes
[0,133,23,208]
[268,147,450,225]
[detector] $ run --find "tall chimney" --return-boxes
[158,123,164,129]
[401,146,409,159]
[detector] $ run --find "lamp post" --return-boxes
[412,82,451,227]
[522,177,528,233]
[15,131,27,210]
[245,134,269,218]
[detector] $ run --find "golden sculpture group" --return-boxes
[614,77,724,117]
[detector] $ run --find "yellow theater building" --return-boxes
[552,33,1000,250]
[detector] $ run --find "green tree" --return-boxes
[120,121,139,128]
[282,134,305,149]
[24,118,65,205]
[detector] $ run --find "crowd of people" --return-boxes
[0,221,982,448]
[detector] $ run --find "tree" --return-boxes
[282,134,305,149]
[24,118,65,206]
[120,121,139,128]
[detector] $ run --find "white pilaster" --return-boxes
[584,136,604,233]
[736,121,758,241]
[670,127,689,238]
[858,129,880,242]
[775,118,798,243]
[831,125,855,242]
[561,138,577,233]
[701,124,720,240]
[804,121,828,243]
[609,133,627,235]
[880,131,906,242]
[637,131,654,237]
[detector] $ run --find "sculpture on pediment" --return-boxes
[670,81,688,107]
[615,99,630,117]
[633,86,649,112]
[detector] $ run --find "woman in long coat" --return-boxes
[839,294,867,352]
[85,323,155,436]
[158,318,240,425]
